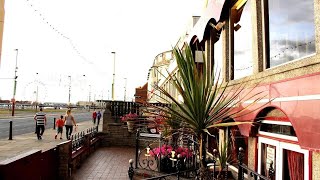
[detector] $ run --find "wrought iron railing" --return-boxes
[103,100,170,122]
[104,101,141,122]
[86,126,98,139]
[238,147,274,180]
[71,131,85,152]
[131,143,276,180]
[71,126,98,152]
[135,129,196,178]
[144,169,197,180]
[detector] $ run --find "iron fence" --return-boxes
[135,129,197,178]
[71,126,98,152]
[237,147,274,180]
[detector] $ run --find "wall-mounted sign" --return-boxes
[266,146,275,169]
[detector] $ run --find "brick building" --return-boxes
[134,83,148,104]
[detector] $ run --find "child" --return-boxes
[55,115,65,140]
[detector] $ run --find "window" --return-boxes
[233,0,253,79]
[260,123,296,137]
[214,34,223,83]
[266,0,316,67]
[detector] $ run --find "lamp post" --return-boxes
[11,49,19,116]
[87,84,92,111]
[111,51,116,101]
[124,78,127,101]
[88,84,91,104]
[35,72,39,111]
[68,75,71,106]
[81,74,86,104]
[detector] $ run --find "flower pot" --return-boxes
[127,121,135,132]
[159,157,174,173]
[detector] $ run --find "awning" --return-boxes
[187,0,229,44]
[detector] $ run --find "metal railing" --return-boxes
[238,147,274,180]
[134,129,196,177]
[71,126,98,152]
[71,131,85,152]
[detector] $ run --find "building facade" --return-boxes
[0,0,5,65]
[149,0,320,179]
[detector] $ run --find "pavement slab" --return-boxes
[0,120,100,162]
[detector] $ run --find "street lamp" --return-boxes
[11,49,19,116]
[88,84,92,111]
[111,51,116,101]
[68,75,71,106]
[88,84,92,103]
[124,78,127,101]
[35,72,39,111]
[81,74,86,103]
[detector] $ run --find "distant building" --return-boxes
[134,83,148,104]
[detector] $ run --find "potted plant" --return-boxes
[149,144,193,173]
[147,113,166,134]
[121,112,138,132]
[147,44,268,179]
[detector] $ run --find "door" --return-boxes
[258,137,309,180]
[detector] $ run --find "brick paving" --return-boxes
[71,147,136,180]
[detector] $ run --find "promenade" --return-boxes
[0,120,99,161]
[0,119,139,180]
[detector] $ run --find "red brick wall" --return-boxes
[135,83,148,104]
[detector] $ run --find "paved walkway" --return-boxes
[0,120,100,162]
[71,147,136,180]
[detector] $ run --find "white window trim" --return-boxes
[260,120,292,126]
[258,131,298,142]
[258,121,298,141]
[258,137,309,180]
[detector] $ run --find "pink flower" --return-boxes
[149,145,193,159]
[121,112,138,122]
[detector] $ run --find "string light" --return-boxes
[235,39,315,71]
[25,0,94,65]
[270,40,315,60]
[235,65,252,71]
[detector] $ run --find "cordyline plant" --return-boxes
[147,44,268,178]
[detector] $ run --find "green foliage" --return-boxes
[149,44,266,137]
[148,44,268,177]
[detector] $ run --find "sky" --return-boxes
[0,0,203,103]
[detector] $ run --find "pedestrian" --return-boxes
[34,107,47,140]
[64,109,77,140]
[97,110,102,126]
[55,115,64,140]
[92,110,97,125]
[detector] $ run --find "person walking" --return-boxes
[55,115,64,140]
[34,108,47,140]
[92,110,97,125]
[64,109,77,140]
[96,110,102,126]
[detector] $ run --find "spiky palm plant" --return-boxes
[149,44,266,178]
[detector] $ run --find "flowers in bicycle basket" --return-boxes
[149,144,193,158]
[121,112,138,122]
